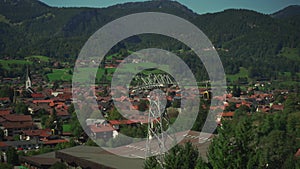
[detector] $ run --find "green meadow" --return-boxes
[0,59,32,70]
[25,55,50,62]
[226,67,249,82]
[47,68,116,82]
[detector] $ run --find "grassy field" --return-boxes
[0,56,49,71]
[47,62,170,82]
[62,124,72,133]
[226,67,249,82]
[0,59,32,70]
[47,68,116,82]
[25,55,50,62]
[47,69,72,82]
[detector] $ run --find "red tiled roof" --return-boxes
[109,120,136,125]
[55,108,69,116]
[0,97,10,101]
[89,124,115,133]
[49,102,55,107]
[222,112,234,117]
[1,114,32,122]
[57,93,72,100]
[0,142,7,147]
[271,104,284,111]
[236,103,251,108]
[2,121,34,129]
[31,93,44,98]
[131,105,139,110]
[0,110,11,116]
[33,100,54,104]
[23,129,52,138]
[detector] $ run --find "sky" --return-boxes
[39,0,300,15]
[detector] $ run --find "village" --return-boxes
[0,56,296,168]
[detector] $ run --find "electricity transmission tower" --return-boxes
[133,73,176,167]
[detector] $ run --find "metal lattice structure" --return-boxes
[132,73,176,167]
[145,92,172,167]
[133,73,176,91]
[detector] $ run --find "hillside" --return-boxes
[0,0,299,82]
[271,5,300,18]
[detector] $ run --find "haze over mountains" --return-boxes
[0,0,299,79]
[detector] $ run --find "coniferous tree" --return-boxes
[6,147,19,165]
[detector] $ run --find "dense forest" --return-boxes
[0,0,299,82]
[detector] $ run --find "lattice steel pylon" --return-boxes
[132,73,176,167]
[145,89,173,168]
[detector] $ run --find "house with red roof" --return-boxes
[271,104,284,112]
[0,97,10,102]
[89,123,116,140]
[55,106,70,120]
[221,112,235,119]
[42,139,68,146]
[109,120,137,130]
[21,129,53,141]
[216,112,235,125]
[0,109,11,116]
[32,99,54,105]
[236,101,251,109]
[31,93,45,100]
[0,114,35,137]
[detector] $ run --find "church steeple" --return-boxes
[25,66,31,90]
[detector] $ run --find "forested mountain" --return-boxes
[271,5,300,18]
[0,0,198,59]
[0,0,299,81]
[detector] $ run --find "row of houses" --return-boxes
[215,89,287,124]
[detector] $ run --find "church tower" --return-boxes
[25,66,32,90]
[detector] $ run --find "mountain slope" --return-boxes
[0,0,299,81]
[271,5,300,18]
[0,0,200,58]
[0,0,50,23]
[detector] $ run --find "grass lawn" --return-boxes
[47,69,72,82]
[226,67,249,82]
[0,59,32,70]
[47,68,116,82]
[63,124,72,133]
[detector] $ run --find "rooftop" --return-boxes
[89,124,115,133]
[56,145,144,169]
[0,114,32,122]
[20,156,60,167]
